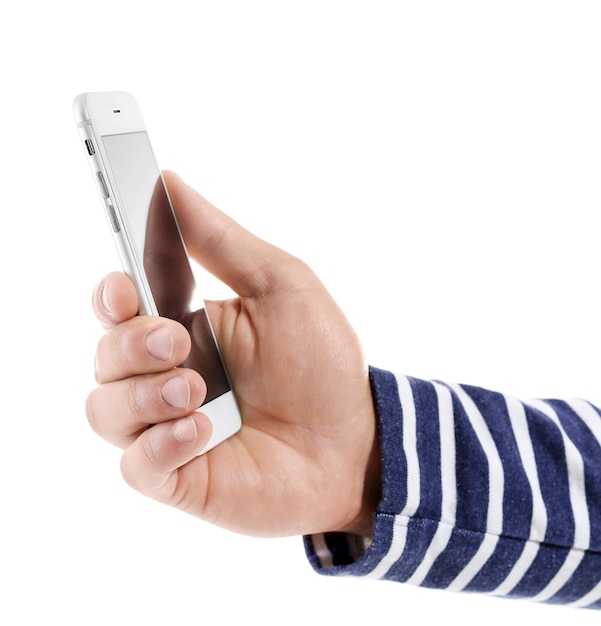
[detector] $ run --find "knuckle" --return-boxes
[112,322,141,365]
[139,434,160,476]
[120,432,168,498]
[125,378,145,420]
[119,453,140,491]
[95,320,144,379]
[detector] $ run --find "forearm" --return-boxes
[306,367,601,609]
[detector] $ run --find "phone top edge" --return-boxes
[72,91,144,135]
[73,94,93,127]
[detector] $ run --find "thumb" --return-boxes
[163,170,303,298]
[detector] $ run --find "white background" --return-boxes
[1,1,600,623]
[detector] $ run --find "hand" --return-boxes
[86,171,380,538]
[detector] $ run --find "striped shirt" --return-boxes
[305,367,601,609]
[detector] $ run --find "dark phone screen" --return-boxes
[102,131,230,403]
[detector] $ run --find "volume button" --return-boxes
[107,204,121,232]
[96,171,110,199]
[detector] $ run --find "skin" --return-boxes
[87,171,381,539]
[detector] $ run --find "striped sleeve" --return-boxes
[304,367,601,610]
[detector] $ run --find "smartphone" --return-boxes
[73,91,241,454]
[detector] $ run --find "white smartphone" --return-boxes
[73,91,241,454]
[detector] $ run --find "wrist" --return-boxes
[343,428,381,537]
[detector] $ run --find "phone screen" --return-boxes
[102,131,231,403]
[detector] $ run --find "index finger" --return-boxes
[163,171,318,298]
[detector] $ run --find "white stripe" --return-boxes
[364,518,409,580]
[566,398,601,448]
[396,374,420,517]
[445,383,504,591]
[436,383,458,523]
[405,522,454,586]
[406,383,456,586]
[447,533,499,592]
[491,394,548,596]
[364,375,418,580]
[526,399,590,549]
[312,533,333,569]
[562,399,601,608]
[525,400,589,603]
[531,548,586,603]
[503,394,548,542]
[492,540,542,597]
[563,398,601,608]
[449,383,505,536]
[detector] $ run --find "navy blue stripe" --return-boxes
[381,517,439,582]
[421,526,485,588]
[524,403,575,546]
[507,543,569,598]
[461,386,534,540]
[411,379,443,522]
[369,366,407,515]
[548,400,601,551]
[449,388,489,533]
[322,533,358,566]
[546,551,601,604]
[463,536,529,592]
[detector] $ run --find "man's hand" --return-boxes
[86,171,380,538]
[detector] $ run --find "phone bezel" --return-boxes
[74,91,242,453]
[74,91,158,315]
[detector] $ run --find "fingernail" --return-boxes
[94,277,112,316]
[161,376,191,409]
[145,327,173,361]
[174,416,197,443]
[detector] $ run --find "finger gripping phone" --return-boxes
[73,91,241,454]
